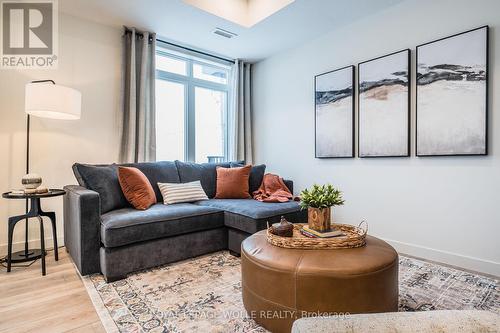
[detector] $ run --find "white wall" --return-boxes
[253,0,500,276]
[0,14,122,254]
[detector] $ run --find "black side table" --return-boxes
[2,189,65,275]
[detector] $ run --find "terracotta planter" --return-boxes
[307,207,331,232]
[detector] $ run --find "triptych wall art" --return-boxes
[314,66,354,158]
[314,25,488,158]
[416,26,488,156]
[358,49,410,157]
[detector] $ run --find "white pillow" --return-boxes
[158,181,208,204]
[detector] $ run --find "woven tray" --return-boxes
[266,221,368,250]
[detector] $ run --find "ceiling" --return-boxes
[182,0,296,28]
[60,0,404,62]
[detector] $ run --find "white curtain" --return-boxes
[119,27,156,163]
[228,60,253,164]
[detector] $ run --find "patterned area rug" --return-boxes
[82,252,499,333]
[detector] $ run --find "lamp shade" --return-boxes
[25,83,81,120]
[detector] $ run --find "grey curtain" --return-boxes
[228,60,253,164]
[119,27,156,163]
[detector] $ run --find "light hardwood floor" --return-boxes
[0,248,105,333]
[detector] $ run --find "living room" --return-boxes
[0,0,498,332]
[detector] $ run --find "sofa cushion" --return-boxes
[195,199,301,219]
[72,163,129,213]
[101,203,224,248]
[194,199,306,233]
[122,161,180,202]
[230,163,266,193]
[72,163,86,187]
[175,160,231,198]
[73,161,180,206]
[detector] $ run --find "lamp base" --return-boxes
[9,249,44,263]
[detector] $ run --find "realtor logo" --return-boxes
[1,0,58,69]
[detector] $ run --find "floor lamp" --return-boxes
[12,80,81,262]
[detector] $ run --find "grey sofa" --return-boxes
[64,160,306,282]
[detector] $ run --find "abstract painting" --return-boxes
[315,65,354,158]
[416,26,488,156]
[358,49,410,157]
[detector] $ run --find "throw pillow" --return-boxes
[229,163,266,193]
[215,165,252,199]
[158,180,209,204]
[72,163,129,213]
[118,167,156,210]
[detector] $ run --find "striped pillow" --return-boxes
[158,181,208,204]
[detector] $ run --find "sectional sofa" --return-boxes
[64,160,306,282]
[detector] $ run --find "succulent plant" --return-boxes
[299,184,344,209]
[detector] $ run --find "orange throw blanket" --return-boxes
[252,173,294,203]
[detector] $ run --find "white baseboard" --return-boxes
[383,238,500,277]
[0,236,64,256]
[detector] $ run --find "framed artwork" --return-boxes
[416,26,488,156]
[314,65,355,158]
[358,49,410,157]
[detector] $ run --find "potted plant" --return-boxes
[299,184,345,232]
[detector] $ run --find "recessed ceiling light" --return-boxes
[183,0,295,28]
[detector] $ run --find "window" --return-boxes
[155,45,232,163]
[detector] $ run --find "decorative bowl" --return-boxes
[269,216,294,237]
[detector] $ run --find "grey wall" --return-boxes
[253,0,500,275]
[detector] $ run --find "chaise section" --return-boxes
[101,203,224,247]
[194,199,307,254]
[194,199,304,233]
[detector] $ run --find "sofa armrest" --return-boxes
[283,179,293,194]
[63,185,101,275]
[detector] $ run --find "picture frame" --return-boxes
[314,65,355,158]
[358,49,410,157]
[416,26,488,156]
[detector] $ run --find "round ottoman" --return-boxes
[241,230,399,333]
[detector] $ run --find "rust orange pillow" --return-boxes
[215,165,252,199]
[118,166,156,210]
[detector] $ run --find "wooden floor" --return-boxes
[0,248,105,333]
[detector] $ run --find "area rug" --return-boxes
[82,252,499,333]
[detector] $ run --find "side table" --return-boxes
[2,189,65,275]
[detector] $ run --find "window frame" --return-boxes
[155,48,231,162]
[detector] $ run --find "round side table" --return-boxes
[2,189,65,275]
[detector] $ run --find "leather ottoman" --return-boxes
[241,230,399,333]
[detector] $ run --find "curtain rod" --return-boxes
[157,38,235,64]
[123,29,235,64]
